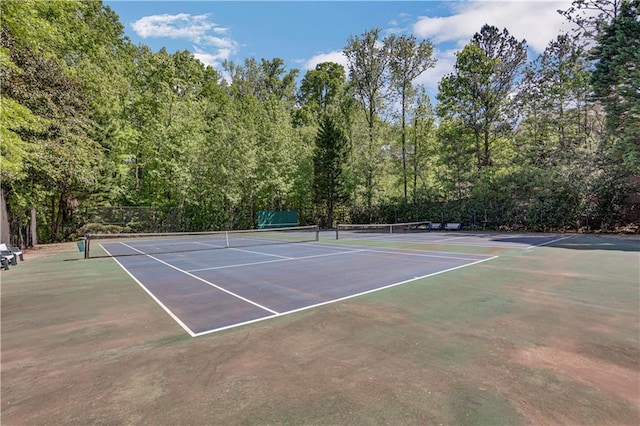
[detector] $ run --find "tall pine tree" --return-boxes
[591,0,640,168]
[313,116,349,228]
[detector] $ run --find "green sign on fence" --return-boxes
[258,211,298,229]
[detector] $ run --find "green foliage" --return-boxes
[387,34,436,202]
[298,62,347,123]
[408,87,436,204]
[518,34,594,161]
[432,118,476,199]
[438,26,527,170]
[313,115,349,227]
[343,28,390,207]
[591,0,640,169]
[0,97,46,180]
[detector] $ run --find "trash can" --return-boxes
[77,237,86,253]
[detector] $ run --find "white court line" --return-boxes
[186,246,486,273]
[334,233,577,250]
[129,239,224,248]
[313,241,490,260]
[353,249,490,262]
[192,255,499,337]
[188,249,367,272]
[330,236,529,249]
[100,243,197,337]
[119,242,280,315]
[430,235,475,243]
[227,247,292,259]
[193,241,225,248]
[195,241,293,259]
[525,235,575,250]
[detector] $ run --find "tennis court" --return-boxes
[2,231,638,425]
[97,230,495,336]
[335,222,572,249]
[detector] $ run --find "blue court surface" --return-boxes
[103,239,497,337]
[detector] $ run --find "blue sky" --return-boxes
[105,1,579,92]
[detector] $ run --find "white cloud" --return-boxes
[132,13,214,42]
[413,1,574,53]
[132,13,238,71]
[192,51,219,68]
[410,0,586,93]
[193,46,233,69]
[303,50,349,71]
[201,35,237,50]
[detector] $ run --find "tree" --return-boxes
[223,57,298,106]
[590,0,640,169]
[434,118,476,200]
[259,57,299,106]
[1,0,128,243]
[386,34,436,202]
[408,87,436,203]
[343,28,389,207]
[0,94,44,244]
[221,56,309,225]
[438,25,527,170]
[516,34,595,166]
[558,0,624,41]
[313,116,349,228]
[298,62,347,123]
[2,41,102,240]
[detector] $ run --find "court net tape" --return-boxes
[84,225,319,259]
[335,221,430,240]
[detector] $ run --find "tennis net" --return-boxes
[84,225,319,259]
[335,221,430,240]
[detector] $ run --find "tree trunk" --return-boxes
[413,123,419,204]
[327,198,334,230]
[0,188,10,244]
[401,91,407,203]
[483,123,491,167]
[367,103,376,209]
[473,126,482,170]
[50,194,65,241]
[30,206,38,246]
[51,195,57,239]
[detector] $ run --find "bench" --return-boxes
[445,223,461,231]
[9,246,23,261]
[0,244,16,265]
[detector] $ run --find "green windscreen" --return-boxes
[258,211,298,229]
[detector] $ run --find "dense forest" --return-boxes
[1,0,638,245]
